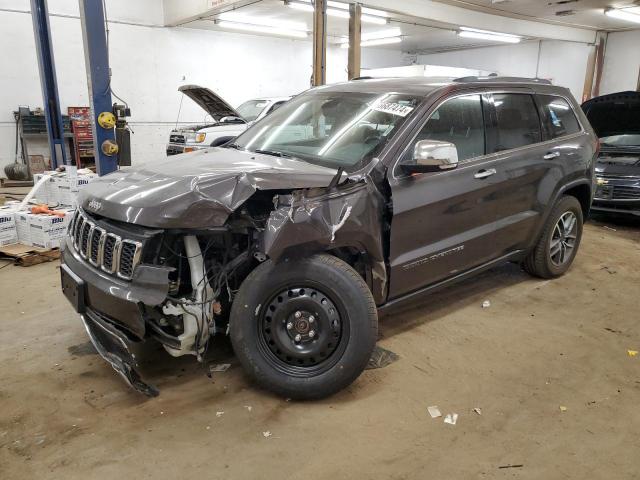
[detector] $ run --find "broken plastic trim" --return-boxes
[81,310,159,397]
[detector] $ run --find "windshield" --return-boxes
[231,91,423,171]
[601,134,640,148]
[236,100,269,122]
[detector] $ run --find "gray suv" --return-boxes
[60,76,597,399]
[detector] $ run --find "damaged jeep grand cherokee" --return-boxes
[61,77,596,399]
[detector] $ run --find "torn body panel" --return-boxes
[262,179,388,305]
[78,148,343,229]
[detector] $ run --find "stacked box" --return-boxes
[28,210,73,249]
[56,174,96,207]
[0,211,17,246]
[14,212,32,246]
[32,172,58,204]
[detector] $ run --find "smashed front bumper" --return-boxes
[61,237,171,396]
[82,308,159,397]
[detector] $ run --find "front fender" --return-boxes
[261,181,388,305]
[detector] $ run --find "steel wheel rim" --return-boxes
[549,211,577,267]
[257,286,348,377]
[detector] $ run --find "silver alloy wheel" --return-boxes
[549,211,578,267]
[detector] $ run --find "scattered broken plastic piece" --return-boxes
[262,431,272,438]
[482,300,491,308]
[602,225,617,232]
[244,405,253,412]
[628,350,638,357]
[443,413,458,425]
[473,407,482,415]
[209,363,231,373]
[216,411,225,417]
[427,406,442,418]
[559,406,567,412]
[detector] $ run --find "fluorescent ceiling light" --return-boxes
[340,37,402,48]
[217,20,308,38]
[604,7,640,24]
[458,27,521,43]
[337,27,402,44]
[286,1,388,24]
[219,11,307,31]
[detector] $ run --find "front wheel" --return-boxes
[230,254,378,400]
[524,195,584,278]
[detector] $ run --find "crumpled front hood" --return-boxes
[78,148,341,229]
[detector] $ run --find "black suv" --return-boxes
[60,77,597,399]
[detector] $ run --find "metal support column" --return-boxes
[30,0,67,169]
[348,3,362,80]
[312,0,327,86]
[79,0,118,175]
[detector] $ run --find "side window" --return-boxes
[489,93,541,153]
[537,95,581,139]
[404,94,485,163]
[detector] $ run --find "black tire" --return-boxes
[523,195,583,279]
[229,254,378,400]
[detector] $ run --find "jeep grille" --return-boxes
[68,210,142,280]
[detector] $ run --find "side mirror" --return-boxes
[401,140,459,174]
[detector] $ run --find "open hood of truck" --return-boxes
[78,148,344,229]
[582,91,640,138]
[179,85,241,121]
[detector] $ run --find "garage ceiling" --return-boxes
[183,0,639,53]
[185,0,540,52]
[431,0,640,30]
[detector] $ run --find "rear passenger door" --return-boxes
[482,91,556,255]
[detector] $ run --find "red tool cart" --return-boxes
[67,107,95,170]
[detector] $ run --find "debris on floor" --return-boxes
[628,350,638,357]
[559,406,567,412]
[601,265,617,275]
[498,464,524,469]
[482,300,491,308]
[427,406,442,418]
[209,363,231,373]
[366,345,399,370]
[443,413,458,425]
[262,431,272,438]
[216,411,224,417]
[602,225,617,232]
[244,405,253,412]
[472,407,482,415]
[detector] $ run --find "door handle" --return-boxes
[474,168,496,179]
[544,151,561,160]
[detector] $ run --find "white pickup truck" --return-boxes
[166,85,290,155]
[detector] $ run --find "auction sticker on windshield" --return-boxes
[373,102,414,117]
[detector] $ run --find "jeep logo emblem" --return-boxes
[88,199,102,211]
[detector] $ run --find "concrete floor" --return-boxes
[1,218,639,479]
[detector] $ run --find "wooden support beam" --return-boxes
[312,0,327,86]
[348,3,362,80]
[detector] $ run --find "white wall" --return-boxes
[417,40,593,101]
[600,30,640,95]
[0,0,407,175]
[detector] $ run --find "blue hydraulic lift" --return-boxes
[29,0,67,169]
[30,0,118,176]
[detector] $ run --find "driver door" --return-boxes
[387,93,504,299]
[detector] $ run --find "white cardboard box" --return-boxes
[14,212,32,245]
[56,174,96,207]
[27,209,74,249]
[0,211,17,246]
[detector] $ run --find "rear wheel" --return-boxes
[524,195,583,278]
[230,254,378,399]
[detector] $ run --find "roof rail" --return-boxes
[454,76,553,85]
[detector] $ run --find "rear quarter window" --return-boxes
[537,95,581,139]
